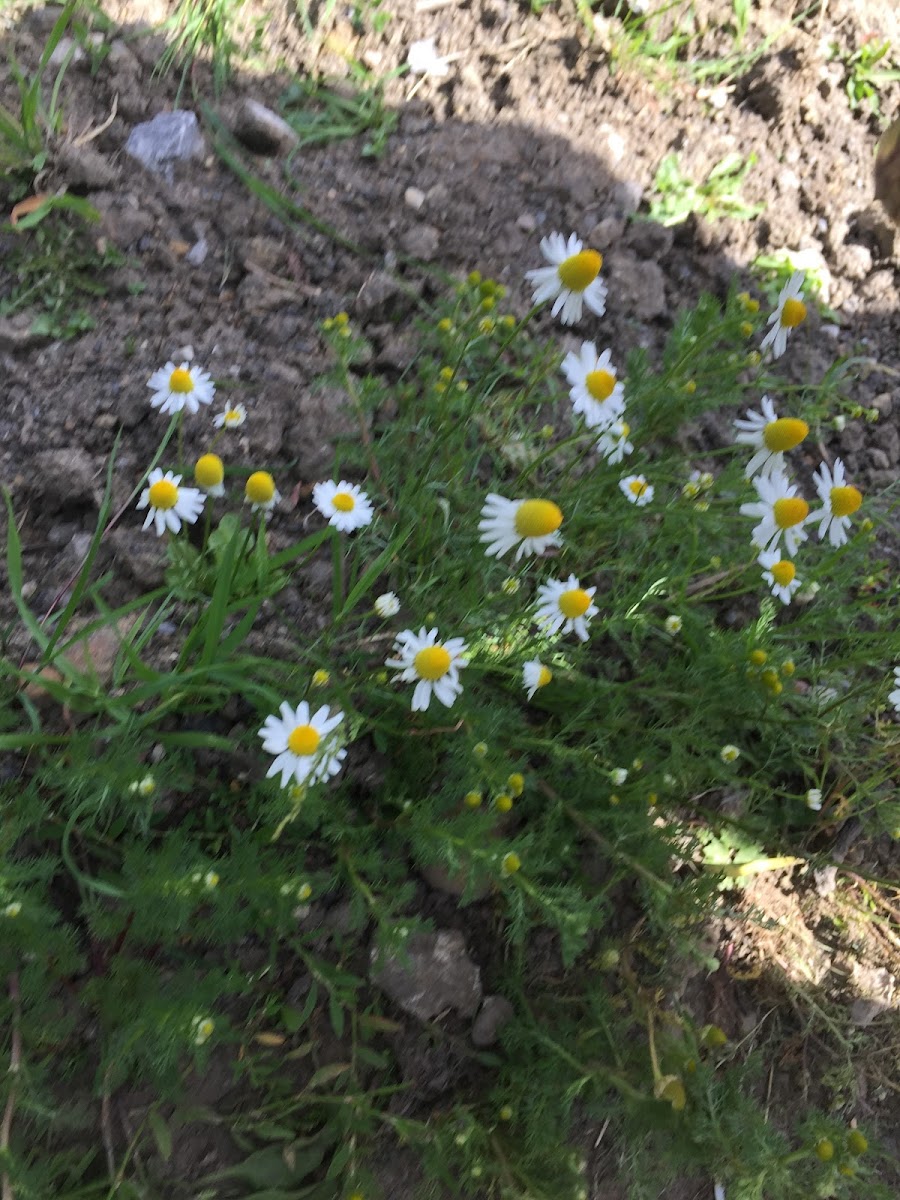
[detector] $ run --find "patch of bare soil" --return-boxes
[1,0,899,1194]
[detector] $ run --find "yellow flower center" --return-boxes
[773,497,809,529]
[559,588,592,618]
[332,491,355,512]
[780,297,806,328]
[514,499,563,539]
[148,480,178,510]
[246,471,275,504]
[287,724,320,756]
[586,369,616,401]
[769,560,795,586]
[169,368,194,393]
[557,249,602,292]
[628,479,648,497]
[617,422,630,439]
[537,665,552,687]
[414,645,452,680]
[225,408,242,425]
[762,417,808,452]
[195,453,224,489]
[830,485,862,518]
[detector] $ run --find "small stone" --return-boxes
[107,38,140,72]
[879,422,899,464]
[588,216,625,247]
[871,391,893,417]
[233,99,299,155]
[399,224,440,260]
[516,212,537,232]
[32,449,99,510]
[471,995,515,1047]
[354,269,406,320]
[610,179,644,218]
[92,192,155,248]
[606,253,667,320]
[839,422,865,454]
[48,36,85,69]
[869,448,890,470]
[371,930,482,1022]
[404,186,426,211]
[125,111,205,174]
[186,237,208,266]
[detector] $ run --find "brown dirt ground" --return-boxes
[1,0,900,1195]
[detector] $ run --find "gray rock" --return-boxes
[233,99,299,155]
[610,179,644,218]
[839,422,865,454]
[93,191,155,248]
[107,529,167,589]
[186,237,208,266]
[869,448,890,470]
[371,930,482,1021]
[32,449,99,510]
[878,421,899,464]
[606,252,667,320]
[354,270,405,320]
[399,223,440,260]
[125,111,205,174]
[471,995,515,1047]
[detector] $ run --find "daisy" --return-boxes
[386,627,468,712]
[733,395,809,478]
[258,700,346,788]
[811,458,862,548]
[523,659,552,699]
[147,361,215,416]
[760,271,806,359]
[136,469,205,537]
[888,667,900,713]
[213,402,247,429]
[374,592,400,618]
[526,232,607,325]
[245,471,281,515]
[619,474,654,506]
[313,480,374,533]
[720,744,740,764]
[664,615,682,634]
[739,470,809,556]
[191,1016,215,1046]
[805,788,823,811]
[561,342,625,429]
[596,420,633,464]
[478,494,563,560]
[194,453,225,498]
[758,549,802,605]
[534,574,599,642]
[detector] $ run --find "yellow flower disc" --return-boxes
[246,471,275,504]
[772,497,809,529]
[515,499,563,539]
[557,249,602,292]
[586,369,616,401]
[195,454,224,489]
[537,665,553,687]
[414,645,452,680]
[780,297,807,328]
[148,480,179,510]
[559,588,592,619]
[770,560,796,586]
[332,491,356,512]
[749,649,767,666]
[629,479,648,498]
[287,724,320,756]
[763,417,808,452]
[830,485,862,518]
[169,367,194,393]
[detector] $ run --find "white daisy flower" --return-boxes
[213,402,247,429]
[478,494,563,560]
[534,574,599,642]
[619,474,654,506]
[758,549,802,605]
[682,470,714,499]
[610,768,628,785]
[194,453,225,498]
[595,420,633,464]
[526,232,608,325]
[664,615,682,635]
[523,659,552,700]
[811,458,862,548]
[805,788,823,811]
[733,395,809,478]
[245,471,281,515]
[561,342,625,429]
[374,592,400,618]
[258,700,346,788]
[888,667,900,714]
[760,271,806,359]
[386,627,469,712]
[136,469,205,537]
[719,744,741,764]
[147,361,215,416]
[739,470,809,556]
[191,1016,215,1046]
[312,480,374,533]
[2,902,22,918]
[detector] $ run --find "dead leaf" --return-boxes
[10,194,50,226]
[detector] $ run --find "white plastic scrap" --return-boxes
[406,38,451,77]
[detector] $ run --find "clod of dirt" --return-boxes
[471,994,514,1047]
[371,929,483,1021]
[399,224,440,261]
[31,448,100,511]
[0,314,48,352]
[606,253,668,321]
[354,270,420,321]
[55,141,118,192]
[22,615,138,710]
[124,110,205,175]
[232,99,299,156]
